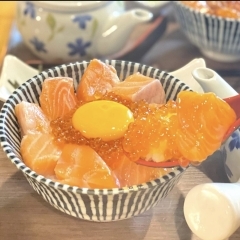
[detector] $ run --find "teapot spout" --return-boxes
[192,68,238,98]
[96,9,153,57]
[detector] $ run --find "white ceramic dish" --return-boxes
[184,182,240,240]
[0,55,38,102]
[169,58,204,93]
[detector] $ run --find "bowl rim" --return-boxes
[0,59,189,195]
[174,1,240,22]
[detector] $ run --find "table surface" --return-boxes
[1,3,240,240]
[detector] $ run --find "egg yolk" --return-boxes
[72,100,134,141]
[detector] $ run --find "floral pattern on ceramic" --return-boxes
[16,1,152,63]
[30,37,47,53]
[46,14,65,42]
[67,39,91,57]
[228,131,240,150]
[73,15,92,29]
[221,128,240,183]
[72,15,98,38]
[23,1,35,19]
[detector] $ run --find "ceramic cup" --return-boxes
[184,183,240,240]
[16,1,153,63]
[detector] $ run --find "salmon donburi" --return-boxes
[15,59,236,189]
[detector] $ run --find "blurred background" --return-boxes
[1,1,240,91]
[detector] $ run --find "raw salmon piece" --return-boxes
[76,59,120,102]
[54,144,120,189]
[111,72,166,104]
[123,91,236,164]
[20,133,63,177]
[123,100,179,163]
[108,154,171,187]
[15,101,50,136]
[176,91,236,161]
[40,77,78,121]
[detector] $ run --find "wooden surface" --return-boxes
[1,3,240,240]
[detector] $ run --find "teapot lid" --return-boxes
[34,1,109,12]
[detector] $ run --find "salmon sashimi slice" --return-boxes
[15,101,50,136]
[123,91,236,165]
[123,100,180,163]
[54,144,120,189]
[76,59,120,102]
[111,72,166,104]
[176,91,236,161]
[20,133,63,177]
[108,154,171,187]
[40,77,78,121]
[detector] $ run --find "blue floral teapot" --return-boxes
[16,1,153,63]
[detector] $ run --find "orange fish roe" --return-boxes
[50,91,188,166]
[51,92,140,165]
[51,92,188,165]
[51,89,237,168]
[122,100,185,163]
[50,90,236,168]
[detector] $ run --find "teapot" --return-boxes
[16,1,153,63]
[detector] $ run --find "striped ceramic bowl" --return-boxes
[172,1,240,62]
[0,60,188,222]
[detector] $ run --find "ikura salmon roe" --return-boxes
[122,100,183,163]
[50,90,236,167]
[50,92,188,166]
[50,92,142,165]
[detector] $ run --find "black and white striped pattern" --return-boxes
[0,60,189,221]
[173,2,240,56]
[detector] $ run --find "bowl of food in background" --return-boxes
[0,59,189,222]
[172,1,240,62]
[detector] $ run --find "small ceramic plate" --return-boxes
[0,55,39,102]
